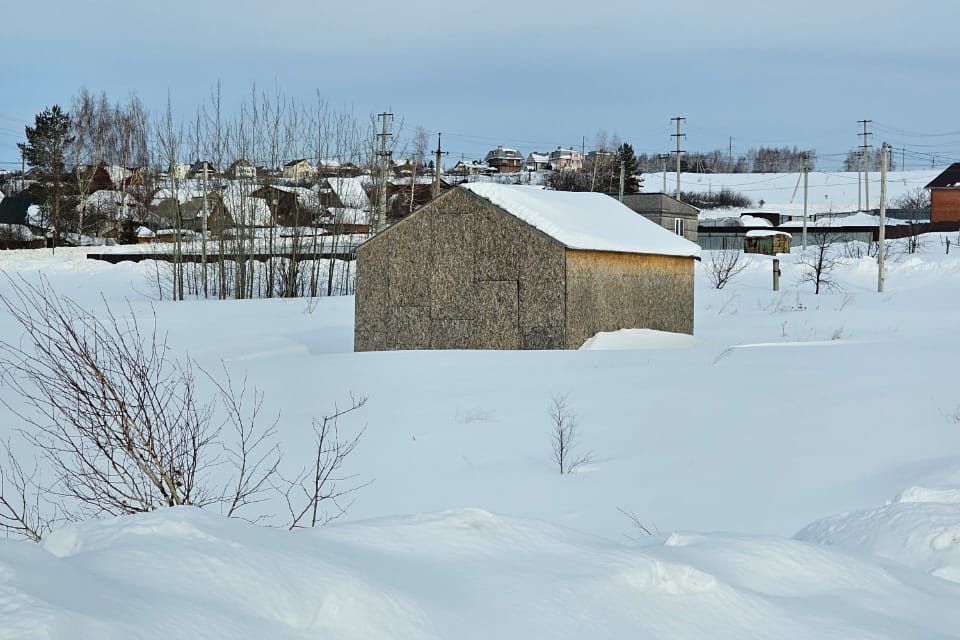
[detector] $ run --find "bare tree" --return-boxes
[285,394,369,528]
[549,394,593,475]
[800,229,841,294]
[706,248,750,289]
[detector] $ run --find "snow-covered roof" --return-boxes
[222,183,274,226]
[136,226,155,238]
[325,177,370,210]
[527,153,549,163]
[745,230,790,238]
[738,215,774,227]
[463,184,701,258]
[0,224,38,240]
[780,212,908,228]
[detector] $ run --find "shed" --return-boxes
[355,184,700,351]
[620,193,700,243]
[744,230,791,255]
[925,163,960,223]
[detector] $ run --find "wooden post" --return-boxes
[773,258,780,291]
[947,238,951,255]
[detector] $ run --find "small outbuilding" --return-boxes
[925,163,960,223]
[744,230,791,255]
[354,183,700,351]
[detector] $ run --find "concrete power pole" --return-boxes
[802,153,809,251]
[728,136,733,171]
[658,154,670,192]
[856,150,863,211]
[878,142,889,293]
[859,119,872,211]
[376,111,393,231]
[671,116,685,200]
[432,132,448,200]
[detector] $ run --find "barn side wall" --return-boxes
[931,188,960,223]
[564,250,694,349]
[355,189,566,351]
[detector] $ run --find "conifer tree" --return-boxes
[18,105,74,250]
[617,143,640,195]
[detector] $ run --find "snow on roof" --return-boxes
[738,215,774,227]
[745,230,790,238]
[326,177,370,210]
[780,212,909,228]
[463,184,701,258]
[136,226,155,238]
[26,204,43,226]
[222,183,274,226]
[0,223,38,240]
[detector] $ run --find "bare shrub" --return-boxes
[549,394,593,474]
[285,394,369,529]
[707,248,750,289]
[800,230,842,294]
[616,506,658,539]
[0,275,365,539]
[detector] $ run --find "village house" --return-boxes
[187,160,218,180]
[225,159,257,180]
[355,183,699,352]
[525,152,551,172]
[282,158,316,181]
[484,146,524,173]
[447,159,496,176]
[549,147,583,171]
[925,163,960,223]
[249,184,321,226]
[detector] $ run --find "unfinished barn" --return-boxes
[354,183,700,351]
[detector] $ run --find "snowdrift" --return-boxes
[4,507,960,640]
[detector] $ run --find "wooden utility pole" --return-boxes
[432,132,447,199]
[618,159,626,202]
[201,166,208,298]
[728,136,733,170]
[376,111,393,231]
[878,142,889,293]
[859,119,872,210]
[802,152,809,251]
[671,116,685,200]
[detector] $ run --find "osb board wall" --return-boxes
[355,188,566,351]
[564,250,694,349]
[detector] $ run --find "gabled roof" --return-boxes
[924,163,960,189]
[484,147,523,162]
[0,195,36,225]
[323,176,371,210]
[462,183,700,258]
[284,158,311,168]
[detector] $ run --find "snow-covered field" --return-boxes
[2,232,960,638]
[644,169,939,217]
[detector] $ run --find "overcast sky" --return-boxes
[2,0,958,171]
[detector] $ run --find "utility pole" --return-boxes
[201,165,208,298]
[658,154,670,192]
[878,142,889,293]
[728,136,733,171]
[618,158,626,202]
[671,116,685,200]
[432,132,448,199]
[802,152,809,251]
[376,111,393,231]
[856,150,863,211]
[901,147,905,171]
[859,119,872,210]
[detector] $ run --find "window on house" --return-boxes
[674,218,685,236]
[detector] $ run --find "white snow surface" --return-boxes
[463,183,701,257]
[580,328,697,350]
[1,235,960,636]
[2,506,960,639]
